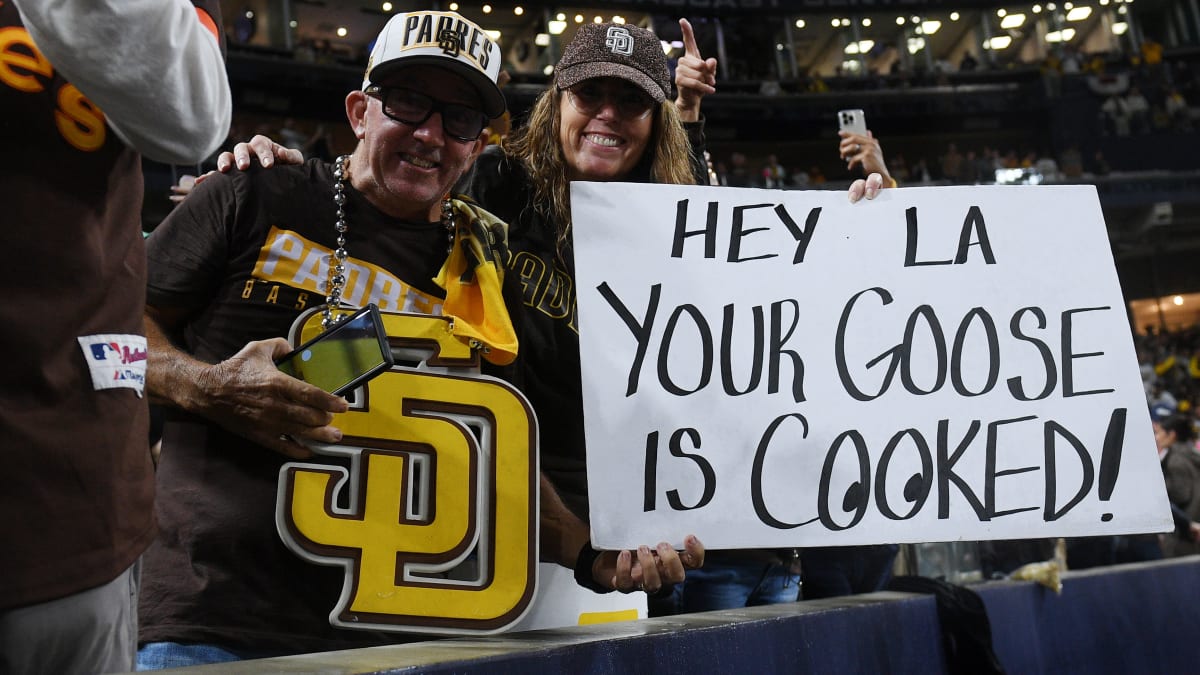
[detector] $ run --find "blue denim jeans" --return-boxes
[137,641,285,670]
[676,550,800,613]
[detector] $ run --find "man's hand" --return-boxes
[673,18,717,123]
[215,134,304,172]
[191,338,348,458]
[593,535,705,594]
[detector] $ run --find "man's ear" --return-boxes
[466,132,488,164]
[346,90,368,139]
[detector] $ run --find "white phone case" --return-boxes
[838,109,867,135]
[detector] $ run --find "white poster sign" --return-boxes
[571,183,1173,550]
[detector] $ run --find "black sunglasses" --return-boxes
[364,86,487,143]
[564,81,655,120]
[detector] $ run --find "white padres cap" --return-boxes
[363,11,505,118]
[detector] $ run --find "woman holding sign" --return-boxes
[462,17,892,611]
[460,18,888,609]
[459,19,711,600]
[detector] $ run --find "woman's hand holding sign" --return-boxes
[600,536,705,594]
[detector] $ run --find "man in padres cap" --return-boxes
[137,10,519,666]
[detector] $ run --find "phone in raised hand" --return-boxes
[838,108,868,136]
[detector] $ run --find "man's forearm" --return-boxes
[144,307,210,410]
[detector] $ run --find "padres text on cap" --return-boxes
[364,11,506,118]
[554,22,671,103]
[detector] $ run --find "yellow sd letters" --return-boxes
[276,308,538,634]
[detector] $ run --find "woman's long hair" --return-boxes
[505,86,697,257]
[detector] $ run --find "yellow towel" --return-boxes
[434,196,519,366]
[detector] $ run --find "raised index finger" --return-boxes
[680,18,701,58]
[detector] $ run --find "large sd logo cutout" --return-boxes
[275,308,538,635]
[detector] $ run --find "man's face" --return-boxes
[350,65,487,220]
[1154,422,1174,451]
[558,77,654,182]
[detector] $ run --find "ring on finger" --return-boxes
[855,143,862,152]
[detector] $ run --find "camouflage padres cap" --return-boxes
[554,22,671,103]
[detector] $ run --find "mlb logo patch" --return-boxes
[78,334,147,396]
[90,343,115,360]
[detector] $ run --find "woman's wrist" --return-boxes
[573,541,613,593]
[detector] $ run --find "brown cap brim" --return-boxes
[556,62,668,103]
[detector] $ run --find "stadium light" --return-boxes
[1000,13,1026,28]
[1066,6,1093,20]
[922,20,942,34]
[844,40,875,55]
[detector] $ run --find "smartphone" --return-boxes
[838,109,868,136]
[275,303,393,396]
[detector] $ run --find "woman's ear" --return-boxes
[346,90,369,140]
